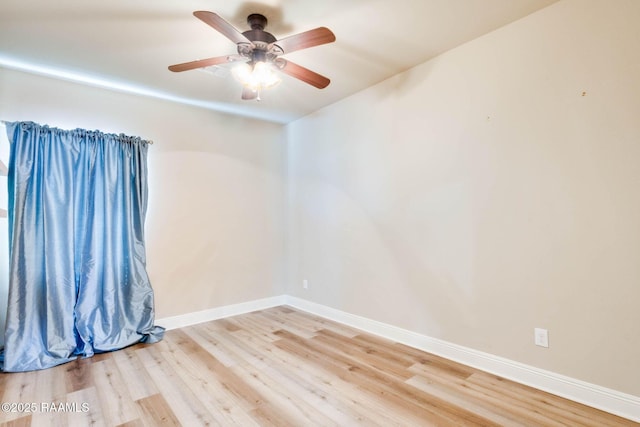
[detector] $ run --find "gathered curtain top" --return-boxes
[6,121,152,146]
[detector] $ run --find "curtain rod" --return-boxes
[0,120,153,145]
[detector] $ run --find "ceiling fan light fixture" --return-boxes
[168,11,336,99]
[231,61,281,93]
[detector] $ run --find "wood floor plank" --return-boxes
[135,344,218,426]
[166,329,266,414]
[0,415,32,427]
[110,346,159,401]
[271,306,295,314]
[33,360,67,403]
[115,419,145,427]
[211,326,356,426]
[91,358,141,426]
[0,306,637,426]
[283,309,360,338]
[159,333,259,426]
[281,329,503,425]
[136,394,181,427]
[406,374,532,426]
[408,364,580,426]
[182,325,243,368]
[313,329,415,380]
[467,371,639,427]
[409,358,481,385]
[66,386,107,427]
[230,362,340,426]
[26,361,69,427]
[273,329,473,426]
[414,352,478,379]
[214,318,242,333]
[354,332,466,370]
[167,328,303,426]
[0,371,40,424]
[191,326,345,425]
[29,402,69,427]
[226,321,408,426]
[64,357,94,393]
[253,310,319,339]
[223,314,281,343]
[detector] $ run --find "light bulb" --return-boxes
[231,61,281,92]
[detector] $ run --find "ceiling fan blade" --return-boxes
[270,27,335,54]
[241,87,258,100]
[168,56,234,72]
[280,60,330,89]
[193,11,252,45]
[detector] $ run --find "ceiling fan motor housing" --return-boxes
[238,14,280,63]
[242,14,277,44]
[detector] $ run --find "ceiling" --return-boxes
[0,0,558,124]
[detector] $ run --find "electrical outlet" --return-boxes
[534,328,549,348]
[303,279,308,289]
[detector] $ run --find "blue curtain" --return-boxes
[1,121,164,372]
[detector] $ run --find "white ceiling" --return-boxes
[0,0,558,123]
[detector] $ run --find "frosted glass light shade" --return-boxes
[232,61,281,91]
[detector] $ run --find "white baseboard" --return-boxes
[155,295,286,330]
[284,295,640,423]
[155,294,640,422]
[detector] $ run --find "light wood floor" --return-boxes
[0,306,637,426]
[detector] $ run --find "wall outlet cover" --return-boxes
[534,328,549,348]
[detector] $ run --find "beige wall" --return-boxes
[0,68,287,319]
[286,0,640,396]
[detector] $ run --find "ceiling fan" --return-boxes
[168,11,336,100]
